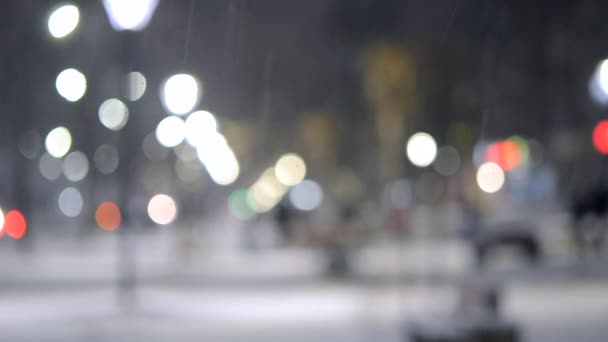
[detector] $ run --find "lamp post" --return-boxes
[102,0,158,311]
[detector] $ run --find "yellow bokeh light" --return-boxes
[274,153,306,186]
[45,126,72,158]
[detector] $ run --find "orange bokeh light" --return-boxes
[95,201,122,231]
[5,210,27,239]
[484,140,522,171]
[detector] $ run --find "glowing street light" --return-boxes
[102,0,159,31]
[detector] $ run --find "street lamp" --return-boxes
[102,0,158,311]
[102,0,159,31]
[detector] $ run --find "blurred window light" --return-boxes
[18,130,41,160]
[48,4,79,39]
[45,126,72,158]
[58,187,83,217]
[156,116,186,147]
[96,201,122,231]
[593,120,608,154]
[39,152,62,181]
[142,132,169,161]
[93,144,119,175]
[476,162,505,193]
[161,74,200,115]
[4,210,27,239]
[102,0,158,31]
[406,132,437,167]
[433,146,461,176]
[62,151,89,182]
[274,153,307,186]
[147,194,177,225]
[99,98,129,131]
[184,110,217,147]
[289,179,323,211]
[126,71,146,101]
[56,68,86,102]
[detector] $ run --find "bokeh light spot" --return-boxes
[45,126,72,158]
[99,98,129,131]
[156,116,186,147]
[476,162,505,194]
[58,187,83,217]
[229,188,256,220]
[5,210,27,239]
[96,201,122,231]
[147,194,177,225]
[289,179,323,211]
[184,110,217,147]
[593,120,608,154]
[161,74,200,115]
[126,71,146,101]
[62,151,89,182]
[39,152,62,181]
[406,132,437,167]
[0,209,4,236]
[48,4,79,39]
[56,68,86,102]
[274,153,307,186]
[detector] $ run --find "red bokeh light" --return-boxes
[484,140,522,171]
[5,210,27,240]
[593,120,608,154]
[96,201,122,231]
